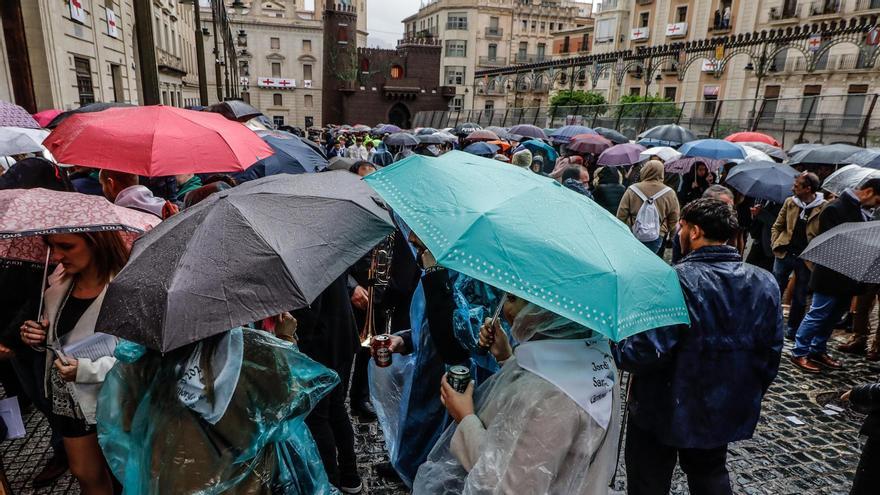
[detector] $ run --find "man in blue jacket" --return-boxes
[615,198,783,495]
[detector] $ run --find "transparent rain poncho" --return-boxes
[97,327,339,494]
[412,303,622,495]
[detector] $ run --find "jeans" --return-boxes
[772,254,811,335]
[792,292,852,358]
[625,418,732,495]
[641,237,663,255]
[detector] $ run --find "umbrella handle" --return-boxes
[476,293,506,355]
[609,371,632,488]
[36,247,51,322]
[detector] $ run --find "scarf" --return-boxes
[792,192,824,220]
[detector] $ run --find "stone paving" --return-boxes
[1,329,875,494]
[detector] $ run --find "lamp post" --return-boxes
[747,44,768,119]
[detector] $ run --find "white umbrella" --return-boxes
[639,146,681,163]
[734,145,773,164]
[822,164,880,197]
[0,127,49,155]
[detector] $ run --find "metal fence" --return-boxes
[413,94,880,148]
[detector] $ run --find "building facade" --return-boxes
[402,0,592,111]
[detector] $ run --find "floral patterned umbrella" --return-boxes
[0,101,40,129]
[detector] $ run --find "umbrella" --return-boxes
[486,140,512,152]
[843,148,880,169]
[453,122,482,135]
[377,124,402,134]
[788,143,864,166]
[567,133,613,155]
[434,131,458,143]
[637,124,696,147]
[462,142,499,157]
[725,132,780,147]
[465,129,500,142]
[232,130,329,182]
[664,157,725,175]
[96,172,394,352]
[639,146,681,163]
[821,164,880,196]
[43,106,273,176]
[416,127,438,136]
[787,143,823,155]
[185,105,207,111]
[0,127,49,156]
[0,101,40,129]
[515,139,558,162]
[597,143,647,167]
[593,127,629,145]
[725,161,799,204]
[32,109,62,128]
[679,139,747,161]
[508,124,546,140]
[738,142,787,161]
[206,100,263,122]
[384,132,419,147]
[364,151,690,341]
[738,146,773,164]
[327,156,356,171]
[801,222,880,283]
[244,115,274,131]
[416,133,447,145]
[46,102,135,128]
[352,124,372,133]
[550,125,596,144]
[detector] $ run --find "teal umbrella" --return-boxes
[364,151,689,341]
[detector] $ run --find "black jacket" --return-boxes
[292,275,359,375]
[422,269,470,365]
[809,192,866,296]
[852,382,880,437]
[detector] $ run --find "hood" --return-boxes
[641,160,665,182]
[511,149,532,168]
[115,185,165,217]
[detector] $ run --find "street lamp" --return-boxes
[230,0,246,15]
[237,29,247,46]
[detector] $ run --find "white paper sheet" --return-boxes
[0,397,26,439]
[61,332,117,361]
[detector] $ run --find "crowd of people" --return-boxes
[0,116,878,495]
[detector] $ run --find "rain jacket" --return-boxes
[616,161,680,238]
[175,175,203,202]
[852,382,880,437]
[115,185,166,219]
[614,245,783,449]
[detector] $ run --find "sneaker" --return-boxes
[339,473,363,494]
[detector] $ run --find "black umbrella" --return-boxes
[96,172,394,352]
[637,124,696,147]
[326,156,356,171]
[801,222,880,283]
[787,143,822,155]
[384,132,419,147]
[842,148,880,169]
[231,131,328,182]
[206,100,264,122]
[507,124,546,140]
[788,143,864,166]
[725,161,799,204]
[593,127,629,145]
[416,127,438,135]
[46,102,134,128]
[416,133,447,145]
[453,122,482,135]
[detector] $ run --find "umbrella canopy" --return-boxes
[725,132,780,147]
[738,141,788,162]
[637,124,696,147]
[453,122,482,135]
[465,129,500,142]
[567,133,613,155]
[788,143,864,166]
[364,151,690,341]
[352,124,372,133]
[206,100,263,122]
[664,157,725,175]
[679,139,747,161]
[508,124,546,140]
[416,133,447,145]
[486,140,512,152]
[725,161,799,204]
[0,101,40,129]
[738,145,773,164]
[384,132,419,147]
[550,125,596,144]
[0,127,49,156]
[593,127,629,145]
[843,148,880,169]
[232,130,329,182]
[416,127,438,136]
[32,109,62,128]
[96,172,394,352]
[821,164,880,196]
[43,105,273,176]
[46,102,135,128]
[787,142,823,155]
[377,124,402,134]
[327,156,356,171]
[801,222,880,283]
[639,146,681,163]
[597,143,647,167]
[462,142,499,157]
[516,139,559,162]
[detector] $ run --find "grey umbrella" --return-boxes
[788,143,863,166]
[206,99,264,122]
[327,156,356,170]
[96,171,394,352]
[801,222,880,283]
[821,165,880,197]
[725,161,799,204]
[384,132,419,147]
[593,127,629,145]
[844,148,880,169]
[416,133,447,145]
[738,142,788,161]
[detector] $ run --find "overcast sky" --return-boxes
[366,0,421,48]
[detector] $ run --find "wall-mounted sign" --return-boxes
[107,9,119,38]
[631,27,649,41]
[701,59,720,72]
[257,77,296,89]
[70,0,86,23]
[666,23,687,37]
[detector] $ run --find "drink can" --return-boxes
[372,334,392,368]
[446,365,471,393]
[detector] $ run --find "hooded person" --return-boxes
[561,167,592,198]
[0,157,72,191]
[413,299,620,494]
[616,160,681,254]
[510,149,532,168]
[530,155,544,174]
[99,170,179,219]
[592,166,626,214]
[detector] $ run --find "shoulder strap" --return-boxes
[629,185,647,201]
[650,186,672,200]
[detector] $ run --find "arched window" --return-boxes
[337,26,348,43]
[390,65,404,79]
[360,58,370,73]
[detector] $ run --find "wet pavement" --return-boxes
[1,329,875,494]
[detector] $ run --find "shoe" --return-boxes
[838,338,867,355]
[867,350,880,362]
[834,312,854,331]
[790,355,822,373]
[375,462,402,482]
[351,401,377,421]
[809,353,843,370]
[32,453,69,488]
[339,473,363,494]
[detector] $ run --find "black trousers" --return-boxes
[625,418,732,495]
[851,436,879,495]
[349,346,370,405]
[305,361,357,487]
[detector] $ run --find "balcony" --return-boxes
[445,21,468,31]
[597,0,619,12]
[768,4,801,22]
[808,0,841,16]
[532,83,550,94]
[855,0,880,11]
[837,53,873,70]
[478,56,508,67]
[484,27,503,38]
[708,16,734,34]
[156,49,186,76]
[636,0,652,4]
[514,53,547,63]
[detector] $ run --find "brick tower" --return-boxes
[322,2,359,125]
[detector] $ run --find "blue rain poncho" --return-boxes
[97,327,339,494]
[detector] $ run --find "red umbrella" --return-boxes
[567,133,612,155]
[43,105,274,176]
[724,132,780,148]
[465,129,500,142]
[32,109,63,128]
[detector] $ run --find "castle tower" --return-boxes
[322,2,359,125]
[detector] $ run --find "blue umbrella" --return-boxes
[377,124,402,134]
[463,141,499,157]
[843,148,880,169]
[550,125,596,144]
[637,124,696,147]
[679,139,747,161]
[725,161,799,204]
[232,130,328,182]
[515,140,558,162]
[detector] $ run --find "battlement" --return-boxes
[326,3,357,14]
[397,37,441,48]
[357,47,397,57]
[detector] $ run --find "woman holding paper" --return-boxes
[20,231,128,495]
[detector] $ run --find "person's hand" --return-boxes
[0,343,14,361]
[20,319,48,347]
[370,334,406,359]
[351,285,369,310]
[54,358,78,382]
[841,390,852,402]
[274,312,297,344]
[440,374,475,423]
[420,249,437,269]
[479,317,512,362]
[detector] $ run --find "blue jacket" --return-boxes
[614,245,783,449]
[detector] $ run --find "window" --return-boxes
[172,29,177,55]
[761,85,780,120]
[447,13,467,30]
[629,87,641,96]
[162,91,168,105]
[305,94,313,107]
[154,17,162,48]
[562,36,570,53]
[303,64,312,80]
[664,86,677,101]
[801,84,822,117]
[485,100,495,110]
[518,41,528,57]
[531,21,536,32]
[639,12,649,27]
[676,6,687,23]
[703,86,719,116]
[450,95,464,111]
[360,58,370,72]
[273,93,282,106]
[271,37,280,49]
[540,22,545,32]
[74,57,95,105]
[272,62,281,77]
[537,43,546,60]
[303,39,312,52]
[445,66,466,85]
[596,18,615,42]
[242,91,250,104]
[445,40,467,57]
[558,23,564,30]
[488,43,497,59]
[521,19,527,31]
[110,64,124,102]
[273,116,285,127]
[489,16,499,29]
[390,65,404,79]
[844,84,868,128]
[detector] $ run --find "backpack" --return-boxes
[629,185,671,242]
